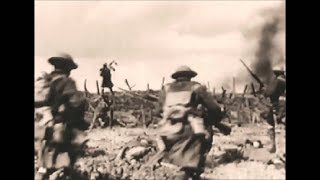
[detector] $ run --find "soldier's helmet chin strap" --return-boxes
[54,68,71,76]
[176,77,191,81]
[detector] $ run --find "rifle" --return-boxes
[240,59,264,92]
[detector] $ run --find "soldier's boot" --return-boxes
[35,167,47,180]
[268,128,276,153]
[109,107,114,129]
[35,172,45,180]
[49,168,64,180]
[98,118,105,128]
[173,171,189,180]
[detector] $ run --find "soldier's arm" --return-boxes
[34,101,49,108]
[62,79,86,108]
[195,85,223,124]
[264,77,286,103]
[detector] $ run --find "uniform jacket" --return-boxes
[158,79,222,126]
[265,74,286,105]
[47,71,86,129]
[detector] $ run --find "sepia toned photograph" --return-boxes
[35,1,285,179]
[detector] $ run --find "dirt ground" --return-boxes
[70,120,285,180]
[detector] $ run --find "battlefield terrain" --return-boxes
[35,90,285,180]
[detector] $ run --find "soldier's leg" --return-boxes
[227,112,232,124]
[253,112,258,124]
[109,87,115,96]
[237,111,241,126]
[109,107,114,129]
[266,108,276,153]
[35,128,53,180]
[97,116,105,128]
[101,88,104,95]
[89,112,98,130]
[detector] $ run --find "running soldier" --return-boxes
[264,65,286,153]
[100,61,117,95]
[153,65,227,180]
[35,54,88,180]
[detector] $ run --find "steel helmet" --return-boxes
[171,65,198,79]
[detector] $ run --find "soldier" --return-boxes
[35,54,88,180]
[100,62,115,95]
[154,65,224,180]
[88,94,113,131]
[264,65,286,153]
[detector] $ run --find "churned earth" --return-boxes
[67,121,285,180]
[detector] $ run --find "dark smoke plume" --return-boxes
[252,4,285,85]
[228,3,285,93]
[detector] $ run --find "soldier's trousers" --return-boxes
[266,107,277,153]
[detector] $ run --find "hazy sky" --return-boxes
[35,0,285,93]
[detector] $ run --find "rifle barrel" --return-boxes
[240,59,264,87]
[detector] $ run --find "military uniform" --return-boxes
[35,54,87,180]
[89,95,111,130]
[156,66,222,180]
[264,67,286,153]
[100,64,114,95]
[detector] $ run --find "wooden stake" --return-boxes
[221,87,226,98]
[149,109,152,126]
[242,84,248,97]
[84,79,89,97]
[141,104,146,129]
[125,79,132,91]
[232,77,236,98]
[251,83,256,97]
[96,80,100,95]
[213,87,215,97]
[161,77,165,89]
[125,79,136,91]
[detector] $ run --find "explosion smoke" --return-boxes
[252,4,285,85]
[233,3,284,94]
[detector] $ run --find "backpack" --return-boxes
[34,72,64,104]
[35,72,65,139]
[163,86,193,121]
[162,83,207,135]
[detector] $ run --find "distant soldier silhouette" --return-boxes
[264,65,286,153]
[100,61,117,95]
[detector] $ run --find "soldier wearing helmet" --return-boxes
[264,65,286,153]
[153,65,223,180]
[100,62,115,95]
[35,54,88,180]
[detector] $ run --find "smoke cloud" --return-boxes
[253,4,285,84]
[237,3,285,88]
